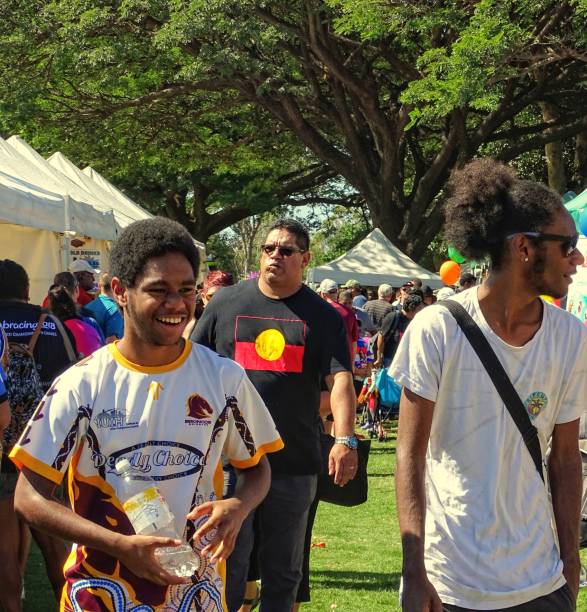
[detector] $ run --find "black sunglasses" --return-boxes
[517,232,579,258]
[260,243,306,257]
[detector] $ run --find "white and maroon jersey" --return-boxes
[10,340,283,612]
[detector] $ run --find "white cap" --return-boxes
[437,287,456,300]
[319,278,338,293]
[70,259,99,275]
[115,458,131,474]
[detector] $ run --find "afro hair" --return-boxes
[109,218,200,287]
[443,159,562,269]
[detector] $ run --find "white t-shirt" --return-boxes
[10,340,282,612]
[389,288,587,609]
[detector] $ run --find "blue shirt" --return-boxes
[83,295,124,340]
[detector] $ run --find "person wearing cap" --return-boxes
[69,259,98,306]
[364,283,395,330]
[459,272,477,291]
[436,286,456,301]
[422,285,435,306]
[342,279,362,298]
[318,279,359,363]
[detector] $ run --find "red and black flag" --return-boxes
[233,316,306,372]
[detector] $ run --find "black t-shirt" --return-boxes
[192,280,351,475]
[0,300,77,391]
[379,310,410,361]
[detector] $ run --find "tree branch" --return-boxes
[498,114,587,162]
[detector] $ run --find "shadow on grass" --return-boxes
[368,446,395,454]
[312,569,400,591]
[369,471,393,478]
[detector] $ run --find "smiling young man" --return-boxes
[391,159,587,611]
[193,218,357,611]
[10,218,281,612]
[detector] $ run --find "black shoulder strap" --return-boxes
[440,300,544,482]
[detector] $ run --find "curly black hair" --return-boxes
[109,218,200,287]
[443,159,563,269]
[0,259,29,300]
[404,289,424,313]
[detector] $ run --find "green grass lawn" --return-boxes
[22,428,587,610]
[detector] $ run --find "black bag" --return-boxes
[317,432,371,506]
[440,300,544,482]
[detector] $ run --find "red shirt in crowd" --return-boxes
[327,300,359,360]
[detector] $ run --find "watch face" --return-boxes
[349,437,358,450]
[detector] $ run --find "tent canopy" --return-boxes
[307,228,444,289]
[565,188,587,229]
[0,137,117,240]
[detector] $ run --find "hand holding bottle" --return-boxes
[114,533,191,586]
[189,497,248,564]
[115,458,199,580]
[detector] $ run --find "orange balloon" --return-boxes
[439,260,461,285]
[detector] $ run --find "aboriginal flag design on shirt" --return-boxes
[234,316,306,372]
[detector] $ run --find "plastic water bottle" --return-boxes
[115,458,199,578]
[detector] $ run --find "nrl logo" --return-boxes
[186,394,214,421]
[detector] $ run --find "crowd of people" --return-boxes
[0,157,585,612]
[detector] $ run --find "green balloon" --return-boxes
[448,246,466,264]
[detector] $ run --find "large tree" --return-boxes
[1,0,586,256]
[0,3,350,242]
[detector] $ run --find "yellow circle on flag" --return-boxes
[255,329,286,361]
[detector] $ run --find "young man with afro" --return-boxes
[391,159,587,611]
[10,217,282,611]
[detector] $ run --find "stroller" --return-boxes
[358,368,401,441]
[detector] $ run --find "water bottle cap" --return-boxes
[115,458,132,474]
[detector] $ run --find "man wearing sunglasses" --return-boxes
[193,218,357,611]
[391,159,586,611]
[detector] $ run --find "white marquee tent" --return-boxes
[307,228,444,289]
[0,136,204,303]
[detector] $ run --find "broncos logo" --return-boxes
[186,394,213,420]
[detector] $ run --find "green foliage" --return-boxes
[1,0,585,256]
[401,2,524,126]
[0,0,345,240]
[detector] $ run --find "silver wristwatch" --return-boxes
[334,435,358,450]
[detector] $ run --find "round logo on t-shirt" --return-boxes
[254,329,286,361]
[524,391,548,420]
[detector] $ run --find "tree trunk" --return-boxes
[540,102,567,194]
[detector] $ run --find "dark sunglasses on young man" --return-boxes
[260,244,307,257]
[509,232,580,258]
[521,232,579,258]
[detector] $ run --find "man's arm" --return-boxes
[373,333,385,368]
[396,388,442,612]
[14,468,189,586]
[324,370,358,487]
[189,455,271,563]
[549,418,582,602]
